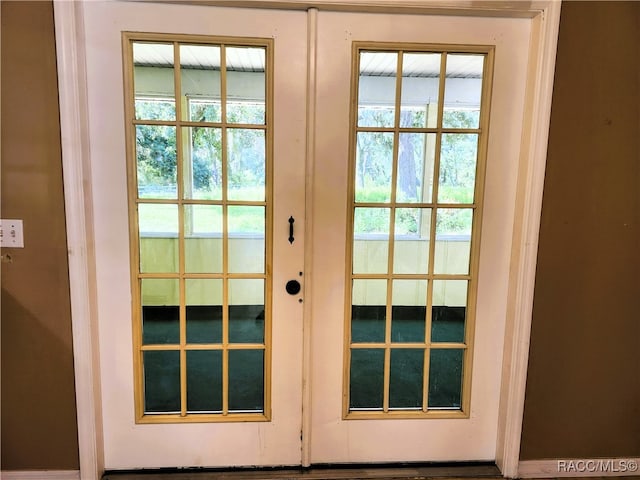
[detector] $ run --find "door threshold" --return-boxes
[103,462,501,480]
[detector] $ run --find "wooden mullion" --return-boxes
[430,343,468,350]
[180,348,187,417]
[135,198,183,205]
[427,52,447,283]
[131,119,181,127]
[431,273,472,281]
[223,123,268,131]
[382,346,391,413]
[183,344,224,350]
[138,272,181,279]
[124,33,146,421]
[131,120,268,130]
[424,52,448,412]
[141,344,182,351]
[179,273,225,280]
[220,44,230,417]
[138,412,269,424]
[174,41,190,418]
[225,200,268,206]
[355,126,396,133]
[355,126,482,135]
[351,342,425,349]
[226,343,267,350]
[262,39,273,420]
[352,201,476,209]
[225,272,268,279]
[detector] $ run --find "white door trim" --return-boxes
[494,2,561,477]
[54,1,560,478]
[53,2,104,480]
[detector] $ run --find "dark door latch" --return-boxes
[286,280,301,295]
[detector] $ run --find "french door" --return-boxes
[308,11,530,463]
[77,0,533,470]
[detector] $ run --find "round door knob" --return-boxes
[286,280,301,295]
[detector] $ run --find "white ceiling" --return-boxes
[360,51,484,78]
[133,42,483,78]
[133,42,266,72]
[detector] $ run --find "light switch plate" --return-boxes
[0,219,24,248]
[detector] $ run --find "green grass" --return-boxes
[138,187,266,235]
[354,186,474,235]
[137,185,473,237]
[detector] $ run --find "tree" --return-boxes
[134,100,267,199]
[136,124,177,194]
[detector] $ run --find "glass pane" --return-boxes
[229,279,264,344]
[141,279,179,344]
[358,52,397,128]
[349,348,384,410]
[136,125,177,199]
[400,53,440,128]
[389,349,424,409]
[228,349,264,412]
[143,350,180,413]
[180,44,221,122]
[227,129,265,201]
[351,279,387,343]
[186,279,222,344]
[443,54,484,129]
[138,203,179,236]
[190,99,221,124]
[184,205,223,274]
[228,206,265,273]
[182,127,222,200]
[226,47,266,125]
[138,204,178,273]
[428,348,463,409]
[355,132,394,203]
[397,133,436,203]
[438,133,478,204]
[135,98,176,122]
[353,207,390,274]
[393,208,430,274]
[432,280,467,343]
[434,208,472,274]
[227,102,266,125]
[187,350,222,412]
[391,279,427,343]
[133,43,175,121]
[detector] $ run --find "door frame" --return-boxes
[54,1,561,478]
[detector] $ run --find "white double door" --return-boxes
[80,0,531,470]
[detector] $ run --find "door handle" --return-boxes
[288,216,295,244]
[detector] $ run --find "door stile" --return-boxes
[461,47,496,417]
[302,7,319,467]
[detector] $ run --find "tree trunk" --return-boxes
[398,111,418,200]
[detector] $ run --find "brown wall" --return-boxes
[1,1,80,470]
[0,0,638,472]
[520,1,640,459]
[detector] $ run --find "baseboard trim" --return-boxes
[1,471,80,480]
[518,459,640,478]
